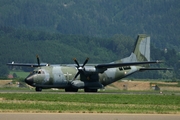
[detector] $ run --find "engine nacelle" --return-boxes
[71,80,85,88]
[84,66,106,73]
[84,66,96,72]
[71,80,104,89]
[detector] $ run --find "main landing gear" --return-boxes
[35,87,42,92]
[65,88,78,92]
[84,88,97,92]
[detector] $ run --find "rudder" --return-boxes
[121,34,150,63]
[133,34,150,62]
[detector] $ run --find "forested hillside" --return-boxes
[0,0,179,49]
[0,0,180,79]
[1,26,179,79]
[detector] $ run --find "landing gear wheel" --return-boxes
[35,87,42,92]
[84,88,97,92]
[65,88,78,92]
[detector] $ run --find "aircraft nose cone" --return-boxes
[25,76,34,85]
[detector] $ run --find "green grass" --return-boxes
[10,71,29,78]
[0,93,180,113]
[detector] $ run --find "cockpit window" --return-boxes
[32,70,45,74]
[38,70,45,74]
[33,71,37,74]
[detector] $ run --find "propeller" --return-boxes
[36,55,40,67]
[73,57,89,80]
[36,55,50,67]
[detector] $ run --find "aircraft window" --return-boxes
[124,66,131,70]
[119,66,131,71]
[38,71,41,74]
[119,67,123,71]
[37,70,45,74]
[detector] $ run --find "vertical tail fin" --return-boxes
[132,34,150,62]
[121,34,150,63]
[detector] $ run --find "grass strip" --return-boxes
[0,93,179,113]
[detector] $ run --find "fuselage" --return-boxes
[25,65,139,90]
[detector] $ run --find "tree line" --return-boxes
[0,26,179,80]
[0,0,179,51]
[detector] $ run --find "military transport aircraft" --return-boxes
[7,34,170,92]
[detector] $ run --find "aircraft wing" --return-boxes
[6,62,49,67]
[95,60,162,69]
[139,67,173,71]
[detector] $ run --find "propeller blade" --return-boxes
[73,58,80,67]
[72,57,89,80]
[82,57,89,67]
[73,71,80,80]
[36,55,40,67]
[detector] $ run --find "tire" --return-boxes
[84,88,97,92]
[65,88,78,92]
[35,87,42,92]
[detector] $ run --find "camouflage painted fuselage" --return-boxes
[26,65,141,90]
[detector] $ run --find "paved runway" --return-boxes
[0,113,180,120]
